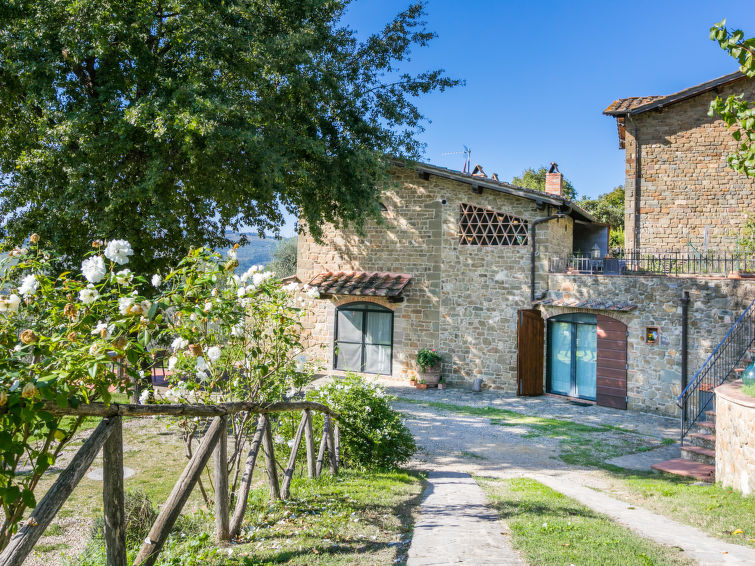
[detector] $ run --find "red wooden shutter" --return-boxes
[596,314,627,409]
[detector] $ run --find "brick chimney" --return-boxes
[545,162,563,197]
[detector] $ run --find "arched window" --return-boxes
[334,302,393,375]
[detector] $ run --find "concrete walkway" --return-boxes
[536,473,755,566]
[406,471,525,566]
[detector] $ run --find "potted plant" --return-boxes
[437,377,445,390]
[416,378,428,390]
[416,348,442,387]
[409,375,417,387]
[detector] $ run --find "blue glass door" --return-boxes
[547,314,597,401]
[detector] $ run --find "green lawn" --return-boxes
[599,471,755,548]
[477,477,693,566]
[397,398,668,468]
[73,469,423,565]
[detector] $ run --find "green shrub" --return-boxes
[88,489,156,547]
[310,373,415,469]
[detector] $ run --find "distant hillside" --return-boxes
[224,233,280,273]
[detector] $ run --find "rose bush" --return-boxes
[0,238,319,549]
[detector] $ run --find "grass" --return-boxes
[599,471,755,548]
[397,397,667,468]
[72,469,424,565]
[743,382,755,398]
[477,477,693,566]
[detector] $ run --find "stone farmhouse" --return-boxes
[604,71,755,252]
[295,71,755,423]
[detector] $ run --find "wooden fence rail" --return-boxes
[0,402,340,566]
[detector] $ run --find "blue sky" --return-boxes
[344,0,755,196]
[275,0,755,236]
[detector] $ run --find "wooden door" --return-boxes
[596,314,627,409]
[517,309,544,396]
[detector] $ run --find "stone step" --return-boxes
[704,410,716,423]
[681,444,716,466]
[697,420,715,432]
[687,432,716,451]
[651,458,715,482]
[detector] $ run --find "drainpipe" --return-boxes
[627,114,641,251]
[680,290,690,421]
[530,211,568,304]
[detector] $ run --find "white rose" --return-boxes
[151,274,162,288]
[104,239,134,265]
[171,337,189,351]
[196,356,208,371]
[207,346,221,362]
[203,302,212,313]
[6,294,21,313]
[115,269,132,285]
[168,356,178,371]
[79,285,99,305]
[81,256,107,284]
[118,296,135,315]
[18,274,38,297]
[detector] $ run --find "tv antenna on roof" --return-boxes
[441,145,472,174]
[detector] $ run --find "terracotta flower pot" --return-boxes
[416,383,428,390]
[418,364,441,387]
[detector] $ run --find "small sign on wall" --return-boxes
[645,326,660,345]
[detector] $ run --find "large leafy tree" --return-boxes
[0,1,459,273]
[510,166,578,201]
[709,20,755,177]
[578,186,625,248]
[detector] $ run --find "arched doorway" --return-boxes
[546,312,628,409]
[547,313,597,400]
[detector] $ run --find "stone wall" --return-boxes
[297,166,572,389]
[716,381,755,496]
[545,273,755,415]
[623,76,755,251]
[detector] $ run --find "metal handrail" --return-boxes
[549,250,755,276]
[676,297,755,443]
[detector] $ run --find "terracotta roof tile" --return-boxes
[535,297,638,312]
[604,96,664,115]
[309,271,412,297]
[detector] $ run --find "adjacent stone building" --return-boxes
[604,71,755,252]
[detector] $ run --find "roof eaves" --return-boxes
[604,71,745,117]
[395,161,596,223]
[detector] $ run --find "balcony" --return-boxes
[549,250,755,277]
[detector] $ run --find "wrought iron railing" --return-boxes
[549,250,755,276]
[677,297,755,444]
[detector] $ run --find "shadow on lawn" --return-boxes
[241,470,427,566]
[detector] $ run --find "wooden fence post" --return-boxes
[229,415,265,539]
[315,416,329,478]
[134,416,224,566]
[303,410,316,478]
[103,416,127,566]
[334,422,341,472]
[261,417,280,501]
[214,416,229,543]
[325,415,338,475]
[280,412,308,500]
[0,418,117,566]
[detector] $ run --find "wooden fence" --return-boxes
[0,401,340,566]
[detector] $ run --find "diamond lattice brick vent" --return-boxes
[458,203,529,246]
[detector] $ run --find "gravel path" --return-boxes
[389,382,755,566]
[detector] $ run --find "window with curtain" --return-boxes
[334,302,393,375]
